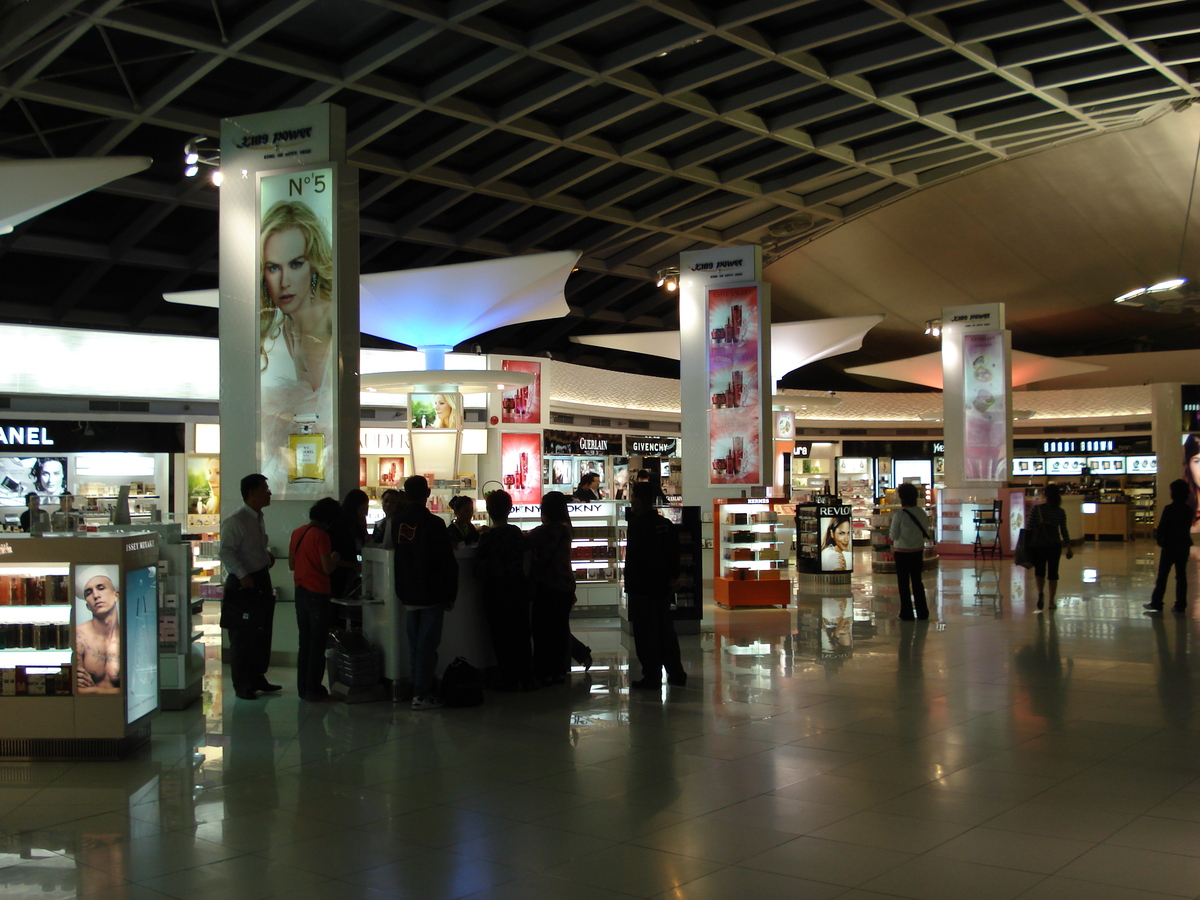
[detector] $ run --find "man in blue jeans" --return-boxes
[393,475,457,709]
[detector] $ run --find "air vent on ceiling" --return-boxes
[361,409,376,419]
[591,418,611,427]
[0,397,9,409]
[88,400,150,413]
[551,413,574,425]
[628,420,649,430]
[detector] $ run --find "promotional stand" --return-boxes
[712,498,794,608]
[0,533,159,759]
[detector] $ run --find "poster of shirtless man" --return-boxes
[75,565,121,694]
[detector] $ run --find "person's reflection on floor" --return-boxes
[224,700,278,806]
[1150,614,1193,727]
[1014,614,1072,727]
[897,620,929,682]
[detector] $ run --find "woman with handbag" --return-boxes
[888,482,931,620]
[1028,484,1073,611]
[289,497,341,701]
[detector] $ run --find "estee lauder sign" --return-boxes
[543,430,623,457]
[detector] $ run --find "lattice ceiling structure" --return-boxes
[0,0,1198,383]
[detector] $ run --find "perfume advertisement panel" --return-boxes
[962,331,1007,481]
[257,167,336,499]
[500,432,542,503]
[501,360,541,424]
[707,284,762,485]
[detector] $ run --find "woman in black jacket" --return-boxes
[1145,479,1193,613]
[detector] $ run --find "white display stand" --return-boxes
[359,544,495,698]
[0,533,160,759]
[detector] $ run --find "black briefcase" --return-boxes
[219,585,272,631]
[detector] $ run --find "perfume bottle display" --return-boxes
[288,415,326,483]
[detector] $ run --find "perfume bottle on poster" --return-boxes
[288,415,325,483]
[731,304,742,342]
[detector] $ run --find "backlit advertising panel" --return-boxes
[707,284,763,486]
[258,166,336,499]
[962,331,1007,481]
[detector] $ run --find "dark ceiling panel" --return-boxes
[0,0,1195,384]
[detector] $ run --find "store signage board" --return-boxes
[707,283,764,486]
[359,428,411,454]
[0,425,55,447]
[685,246,758,284]
[510,501,607,518]
[1127,455,1157,474]
[1046,457,1085,475]
[257,165,338,499]
[543,429,623,457]
[1043,439,1114,454]
[225,109,332,167]
[628,436,678,456]
[962,331,1007,481]
[793,441,812,457]
[946,303,1004,333]
[1012,458,1046,476]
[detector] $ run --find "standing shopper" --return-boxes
[393,475,457,710]
[1029,483,1073,611]
[889,482,931,621]
[625,482,686,688]
[219,474,280,700]
[528,491,576,686]
[329,489,367,598]
[474,490,536,691]
[289,498,341,701]
[1146,479,1193,614]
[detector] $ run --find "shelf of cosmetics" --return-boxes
[0,573,71,605]
[0,664,74,695]
[720,508,791,579]
[0,621,72,651]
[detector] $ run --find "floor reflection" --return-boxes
[2,538,1200,899]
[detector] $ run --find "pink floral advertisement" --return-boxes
[501,360,541,424]
[707,284,762,485]
[963,331,1008,481]
[500,432,542,503]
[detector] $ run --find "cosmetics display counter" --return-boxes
[0,533,160,759]
[511,501,624,614]
[713,498,794,608]
[870,488,938,574]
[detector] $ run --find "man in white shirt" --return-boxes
[219,474,279,700]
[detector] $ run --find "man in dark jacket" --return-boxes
[1145,478,1193,614]
[394,476,457,708]
[625,481,686,689]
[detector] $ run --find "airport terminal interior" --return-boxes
[5,1,1200,899]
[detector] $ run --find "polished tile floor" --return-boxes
[5,539,1200,900]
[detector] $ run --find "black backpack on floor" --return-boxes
[440,657,484,707]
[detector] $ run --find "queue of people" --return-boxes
[220,472,683,710]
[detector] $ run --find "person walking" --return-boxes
[889,482,931,621]
[625,481,686,688]
[1145,479,1193,614]
[1028,483,1073,611]
[219,474,280,700]
[393,475,457,710]
[474,490,536,691]
[289,498,341,701]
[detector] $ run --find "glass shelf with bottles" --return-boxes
[0,565,74,671]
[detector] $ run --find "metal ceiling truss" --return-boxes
[0,0,1195,374]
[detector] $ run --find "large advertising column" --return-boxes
[219,105,359,560]
[679,246,769,506]
[941,304,1012,489]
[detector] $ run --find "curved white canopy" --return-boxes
[0,156,152,233]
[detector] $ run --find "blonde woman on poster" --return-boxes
[259,199,334,488]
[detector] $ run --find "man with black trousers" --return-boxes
[626,481,686,689]
[219,474,280,700]
[393,475,457,709]
[1145,478,1193,614]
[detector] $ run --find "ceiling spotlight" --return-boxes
[924,318,941,337]
[210,169,224,187]
[182,134,220,182]
[185,151,198,165]
[184,165,199,178]
[656,266,680,291]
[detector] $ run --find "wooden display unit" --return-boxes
[713,498,794,609]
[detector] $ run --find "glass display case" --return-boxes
[713,498,794,608]
[510,500,624,613]
[0,532,160,759]
[835,457,874,545]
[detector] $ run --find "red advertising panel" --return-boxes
[707,284,762,485]
[501,360,542,424]
[500,432,542,503]
[962,331,1007,481]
